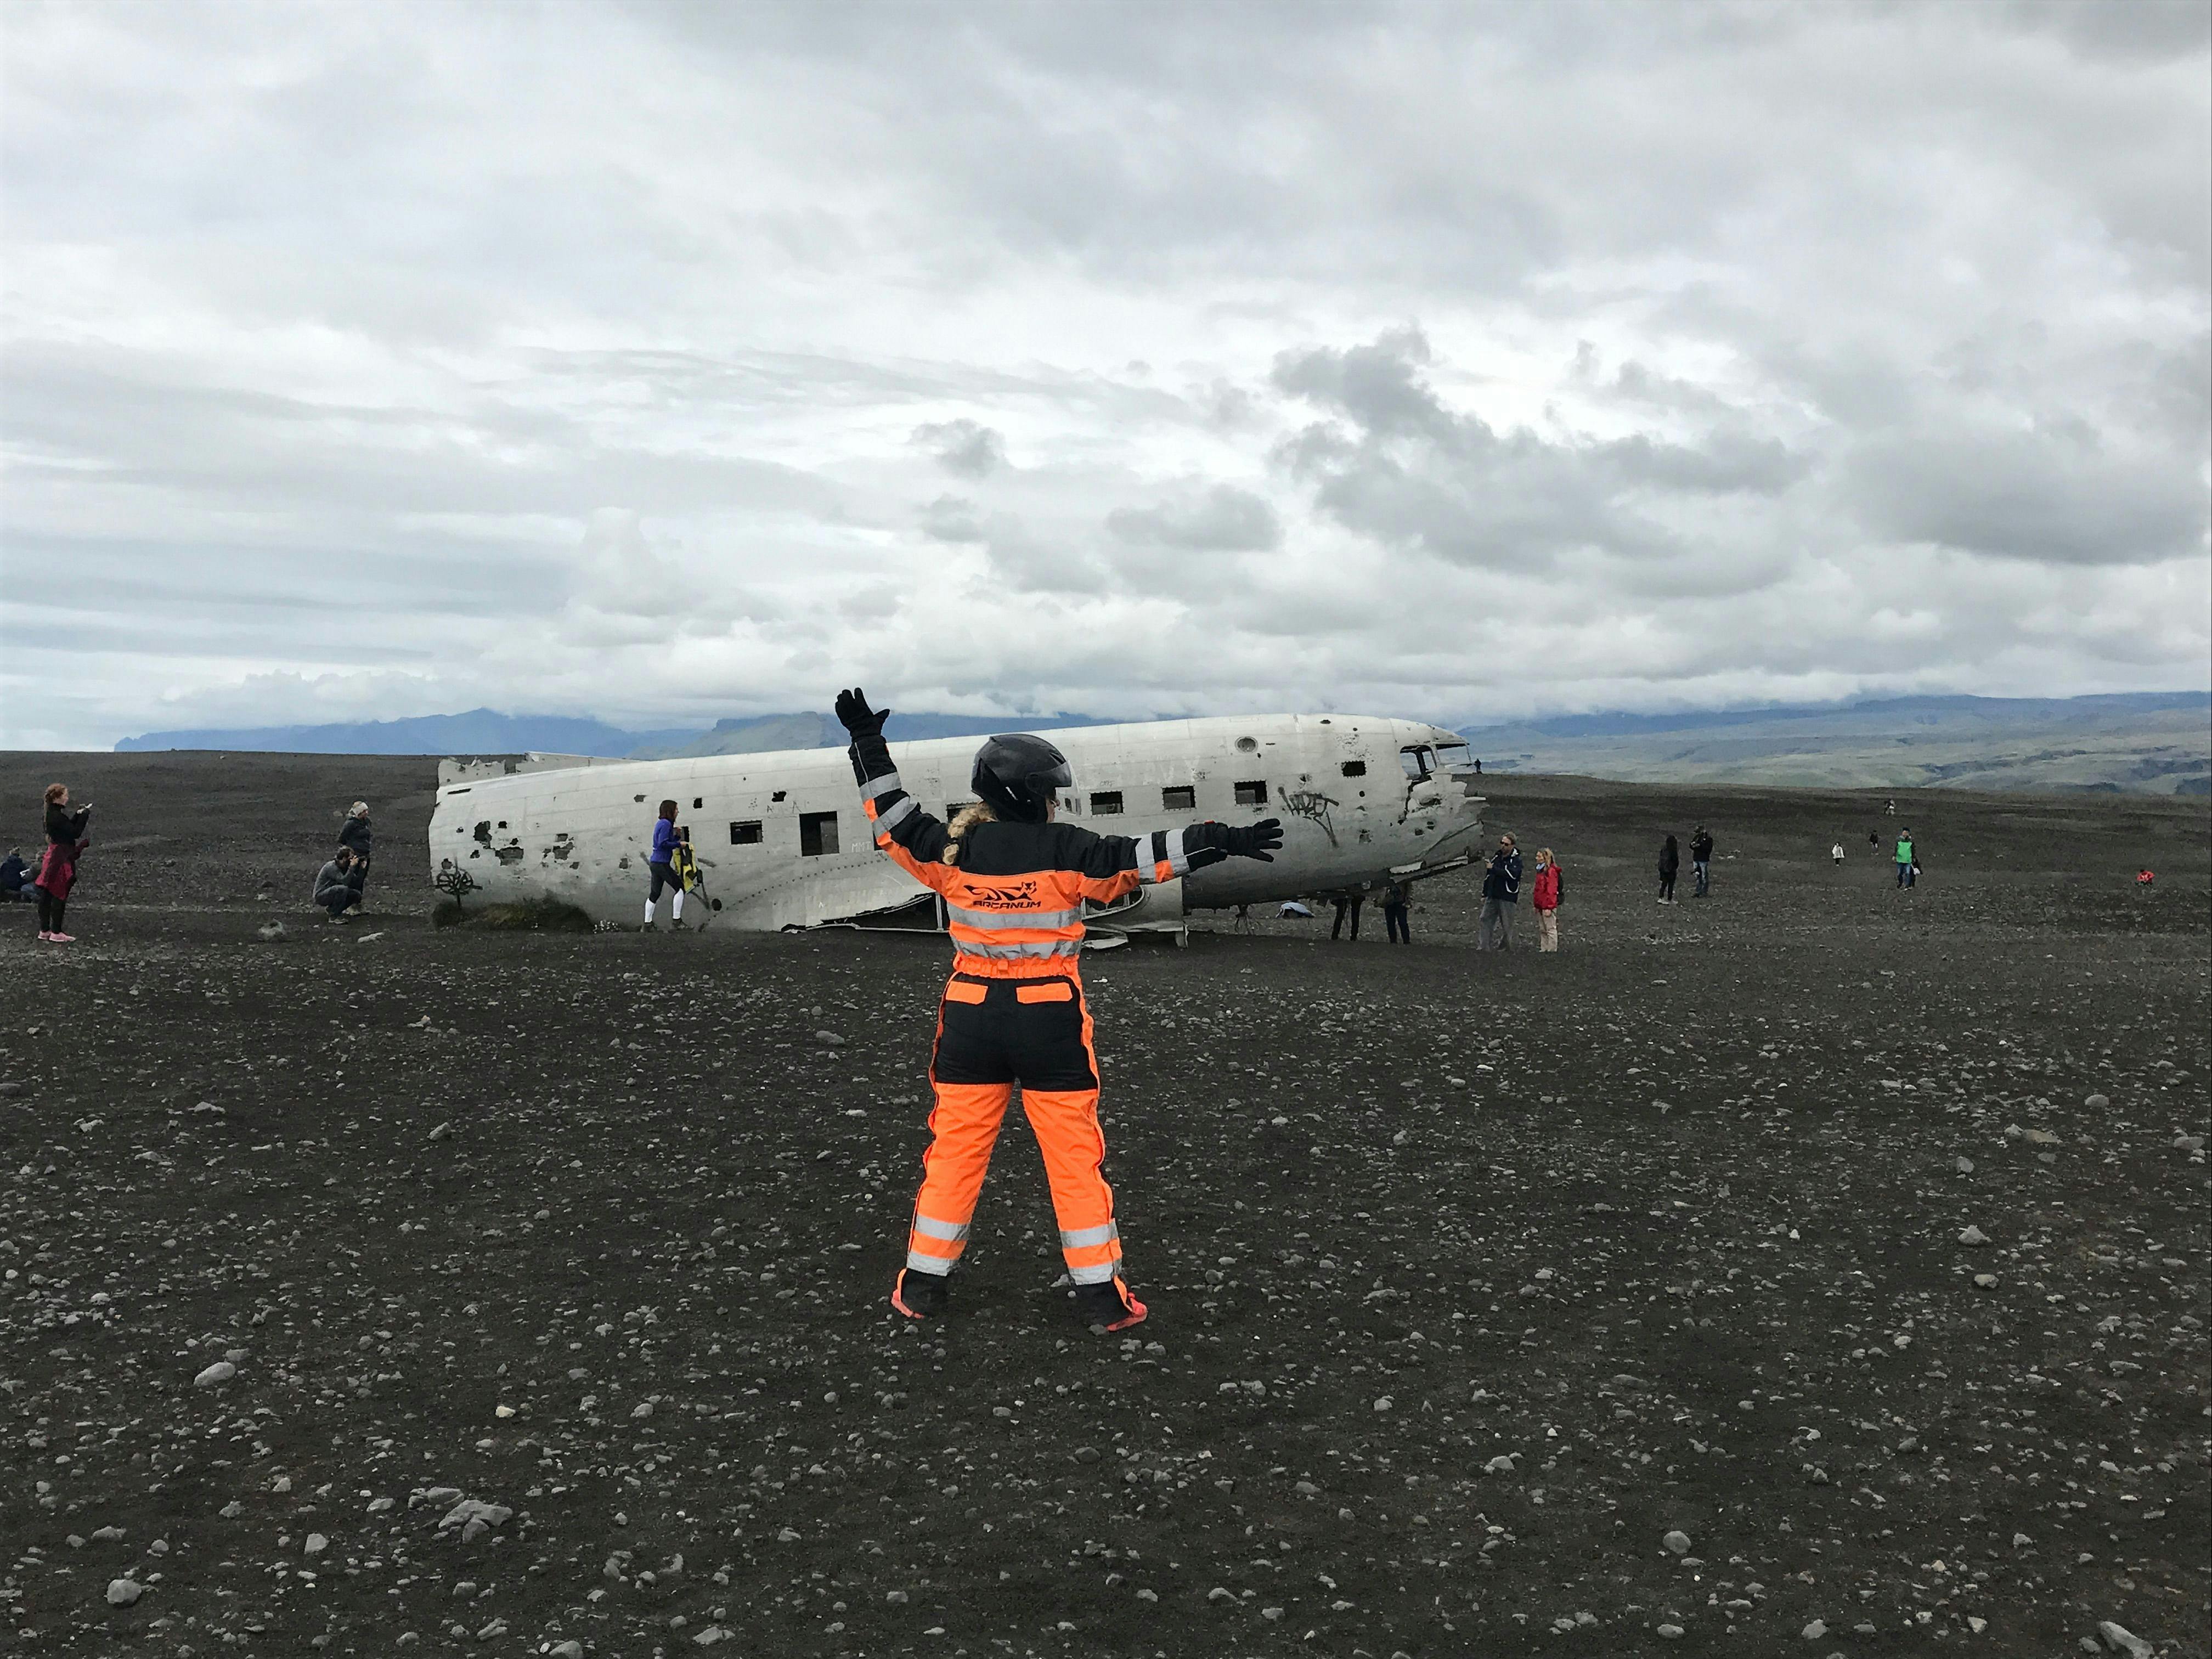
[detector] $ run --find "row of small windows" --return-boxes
[725,777,1306,850]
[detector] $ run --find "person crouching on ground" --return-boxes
[643,799,686,930]
[1,847,34,904]
[338,800,373,908]
[314,847,365,923]
[34,784,92,944]
[835,687,1282,1333]
[1531,847,1563,951]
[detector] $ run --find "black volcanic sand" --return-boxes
[1,754,2207,1657]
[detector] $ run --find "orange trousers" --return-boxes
[904,973,1122,1287]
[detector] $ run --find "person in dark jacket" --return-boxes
[1380,878,1413,944]
[337,802,373,903]
[1658,834,1680,903]
[1478,834,1521,949]
[644,799,686,930]
[35,782,92,943]
[1,848,32,903]
[314,848,365,922]
[1690,826,1714,898]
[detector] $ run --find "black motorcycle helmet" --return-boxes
[972,733,1073,824]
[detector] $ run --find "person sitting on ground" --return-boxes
[0,848,32,902]
[2136,868,2155,888]
[338,801,373,907]
[314,847,365,923]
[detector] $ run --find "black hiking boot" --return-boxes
[1071,1277,1148,1333]
[890,1268,949,1321]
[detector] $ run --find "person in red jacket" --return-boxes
[1531,847,1564,952]
[837,687,1281,1333]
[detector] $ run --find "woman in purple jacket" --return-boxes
[643,799,685,930]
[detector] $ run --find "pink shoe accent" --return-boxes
[1102,1279,1148,1331]
[49,933,76,944]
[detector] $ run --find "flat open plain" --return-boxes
[1,754,2207,1657]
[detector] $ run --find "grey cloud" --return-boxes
[912,418,1008,478]
[919,495,985,543]
[1106,484,1282,552]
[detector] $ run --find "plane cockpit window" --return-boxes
[1399,746,1436,781]
[1433,742,1472,771]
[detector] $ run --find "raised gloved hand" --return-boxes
[834,688,890,741]
[1222,818,1283,862]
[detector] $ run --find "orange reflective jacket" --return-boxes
[851,740,1227,978]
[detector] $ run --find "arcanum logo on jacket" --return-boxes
[966,881,1043,911]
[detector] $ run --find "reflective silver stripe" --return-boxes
[875,794,918,830]
[861,772,904,802]
[1060,1222,1118,1249]
[1136,827,1193,883]
[946,904,1084,932]
[912,1214,969,1243]
[904,1251,953,1276]
[1068,1259,1121,1284]
[953,938,1084,960]
[1135,831,1165,884]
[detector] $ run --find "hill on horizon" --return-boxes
[106,691,2211,795]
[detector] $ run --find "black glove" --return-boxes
[834,687,890,741]
[1222,818,1283,862]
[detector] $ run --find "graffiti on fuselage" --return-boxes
[1279,789,1341,849]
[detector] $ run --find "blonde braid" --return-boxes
[941,802,998,866]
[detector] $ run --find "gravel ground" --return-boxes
[2,754,2207,1657]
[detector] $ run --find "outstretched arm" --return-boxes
[1046,817,1284,902]
[836,688,952,888]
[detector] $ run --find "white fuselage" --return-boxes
[427,713,1484,932]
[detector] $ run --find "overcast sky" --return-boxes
[3,1,2207,748]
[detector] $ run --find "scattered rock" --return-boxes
[255,921,287,943]
[1656,1623,1685,1639]
[192,1361,236,1387]
[1802,1618,1828,1639]
[105,1578,144,1607]
[1663,1530,1691,1555]
[2084,1092,2109,1110]
[2097,1622,2152,1658]
[1957,1225,1990,1246]
[303,1533,329,1556]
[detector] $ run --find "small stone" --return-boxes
[1663,1530,1692,1555]
[303,1534,328,1556]
[1656,1624,1685,1639]
[549,1645,584,1659]
[2097,1622,2152,1658]
[0,1081,22,1097]
[422,1486,462,1504]
[1073,1446,1101,1464]
[775,1527,799,1543]
[219,1500,244,1518]
[193,1361,236,1388]
[1373,1396,1393,1412]
[2084,1093,2109,1110]
[1802,1619,1828,1640]
[1957,1226,1989,1247]
[814,1030,845,1046]
[256,922,287,943]
[1973,1273,1999,1289]
[1954,1156,1974,1175]
[91,1525,126,1542]
[2174,1135,2205,1153]
[106,1578,144,1607]
[428,1123,453,1142]
[2023,1127,2061,1145]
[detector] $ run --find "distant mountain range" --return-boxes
[115,707,1115,760]
[1451,691,2210,795]
[113,691,2209,795]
